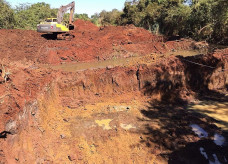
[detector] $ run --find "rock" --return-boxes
[68,155,76,161]
[5,120,17,134]
[63,118,69,122]
[106,65,113,70]
[61,57,67,60]
[30,102,38,116]
[60,134,65,139]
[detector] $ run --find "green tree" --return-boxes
[75,13,90,21]
[14,2,57,30]
[0,0,15,29]
[91,13,100,26]
[211,0,228,44]
[188,0,228,43]
[119,0,227,44]
[161,3,191,36]
[188,0,214,40]
[99,9,122,25]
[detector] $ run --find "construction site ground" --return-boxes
[0,20,227,164]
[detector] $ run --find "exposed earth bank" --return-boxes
[0,20,227,163]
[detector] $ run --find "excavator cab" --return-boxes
[37,1,75,40]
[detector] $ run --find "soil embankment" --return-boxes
[0,20,227,163]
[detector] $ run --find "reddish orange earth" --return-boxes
[0,20,227,163]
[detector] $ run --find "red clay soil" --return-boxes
[73,19,99,32]
[0,19,195,64]
[0,19,202,131]
[0,20,227,163]
[0,48,227,163]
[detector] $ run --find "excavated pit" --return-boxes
[1,49,227,163]
[0,20,228,163]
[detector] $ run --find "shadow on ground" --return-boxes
[0,131,11,139]
[41,33,57,40]
[41,33,75,40]
[139,101,228,163]
[138,53,228,163]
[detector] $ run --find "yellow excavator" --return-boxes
[37,1,75,40]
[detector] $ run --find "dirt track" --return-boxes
[0,20,228,163]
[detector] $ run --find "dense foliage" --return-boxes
[0,0,15,29]
[14,3,58,29]
[117,0,228,44]
[0,0,227,44]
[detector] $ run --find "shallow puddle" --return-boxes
[165,49,202,57]
[43,50,201,72]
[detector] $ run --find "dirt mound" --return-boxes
[0,19,197,64]
[73,19,99,32]
[98,25,164,43]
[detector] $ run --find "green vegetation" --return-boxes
[118,0,228,44]
[75,13,90,21]
[98,9,122,25]
[14,3,57,30]
[0,0,15,29]
[0,0,227,44]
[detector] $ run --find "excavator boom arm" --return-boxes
[57,1,75,24]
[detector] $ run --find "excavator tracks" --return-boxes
[57,33,74,40]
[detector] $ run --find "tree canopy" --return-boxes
[14,2,57,30]
[118,0,228,44]
[0,0,15,29]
